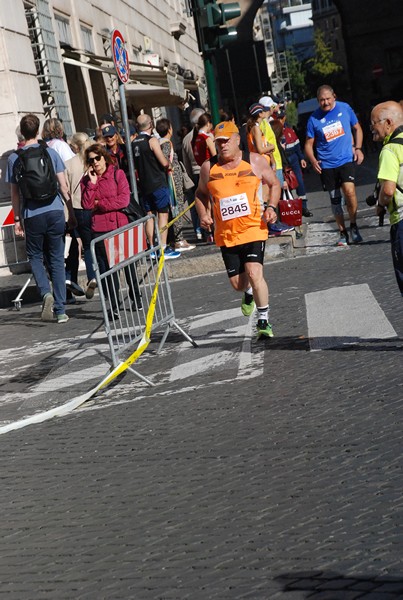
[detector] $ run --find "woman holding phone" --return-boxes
[81,143,141,318]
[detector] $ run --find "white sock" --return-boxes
[257,305,269,322]
[245,286,253,297]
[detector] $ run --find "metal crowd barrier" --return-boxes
[0,207,32,309]
[90,215,197,386]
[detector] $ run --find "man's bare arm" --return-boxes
[250,153,280,224]
[195,161,213,230]
[352,122,364,164]
[10,183,24,237]
[305,137,321,174]
[378,179,396,208]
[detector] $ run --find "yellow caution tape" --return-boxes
[159,200,195,235]
[97,248,166,390]
[0,206,199,434]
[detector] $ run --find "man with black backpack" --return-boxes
[370,101,403,297]
[7,113,76,323]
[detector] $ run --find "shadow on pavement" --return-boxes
[275,570,403,597]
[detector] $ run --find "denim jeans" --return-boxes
[65,209,95,284]
[276,168,285,187]
[187,174,202,234]
[286,153,307,203]
[24,209,66,315]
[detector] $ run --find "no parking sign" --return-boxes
[112,29,130,84]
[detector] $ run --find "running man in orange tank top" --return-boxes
[195,121,281,338]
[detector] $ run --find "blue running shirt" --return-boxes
[306,101,358,169]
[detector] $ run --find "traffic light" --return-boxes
[193,0,241,53]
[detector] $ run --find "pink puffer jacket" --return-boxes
[81,165,130,233]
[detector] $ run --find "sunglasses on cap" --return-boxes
[88,155,102,164]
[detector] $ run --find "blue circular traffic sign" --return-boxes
[112,29,130,84]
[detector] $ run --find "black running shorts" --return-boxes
[321,162,355,192]
[220,240,266,278]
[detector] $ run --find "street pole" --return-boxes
[225,48,239,124]
[203,55,220,125]
[118,81,139,205]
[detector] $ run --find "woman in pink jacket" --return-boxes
[81,143,141,318]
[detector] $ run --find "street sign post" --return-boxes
[112,29,130,84]
[111,29,139,205]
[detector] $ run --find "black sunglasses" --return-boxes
[88,155,102,164]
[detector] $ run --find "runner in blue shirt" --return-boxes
[305,85,364,246]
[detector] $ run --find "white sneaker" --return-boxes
[175,240,196,251]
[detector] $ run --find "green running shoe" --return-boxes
[241,293,255,317]
[256,319,274,339]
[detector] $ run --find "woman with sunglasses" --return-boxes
[81,144,141,318]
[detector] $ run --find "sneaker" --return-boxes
[336,230,349,246]
[149,251,157,261]
[107,307,120,320]
[350,224,363,244]
[302,208,313,217]
[269,222,294,236]
[164,246,181,260]
[85,279,97,299]
[132,296,143,311]
[57,313,69,324]
[175,240,196,251]
[241,292,255,317]
[65,296,76,305]
[66,280,85,296]
[41,292,54,322]
[256,319,274,339]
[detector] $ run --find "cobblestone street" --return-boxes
[1,203,402,598]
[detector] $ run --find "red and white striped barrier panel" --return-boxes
[104,222,147,267]
[0,207,15,226]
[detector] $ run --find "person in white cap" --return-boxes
[259,95,284,187]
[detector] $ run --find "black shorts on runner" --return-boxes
[321,162,355,192]
[220,240,266,278]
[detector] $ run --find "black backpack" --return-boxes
[13,141,58,203]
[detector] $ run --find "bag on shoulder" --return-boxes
[179,161,194,191]
[13,141,58,203]
[278,188,302,226]
[122,194,147,222]
[112,168,146,223]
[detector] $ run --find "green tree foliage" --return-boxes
[308,29,342,78]
[285,101,298,128]
[285,50,308,100]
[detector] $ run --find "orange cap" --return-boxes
[214,121,239,140]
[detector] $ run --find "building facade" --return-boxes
[255,0,314,99]
[0,0,206,204]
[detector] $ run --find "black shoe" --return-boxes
[66,280,85,296]
[302,208,313,217]
[107,307,120,320]
[132,299,143,311]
